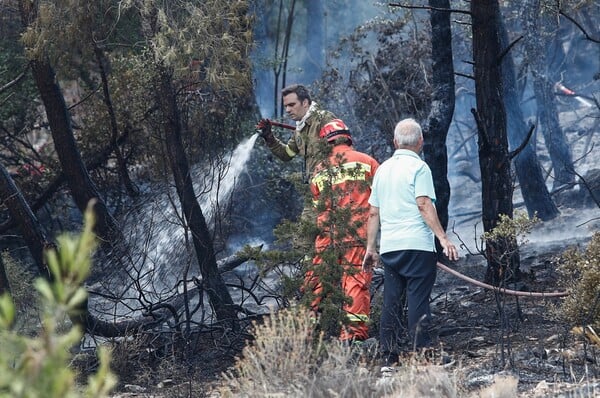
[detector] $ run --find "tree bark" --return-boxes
[155,68,238,327]
[93,43,139,198]
[498,10,559,221]
[18,0,123,248]
[522,0,575,191]
[29,60,123,247]
[423,0,455,255]
[0,161,53,278]
[0,252,9,296]
[471,0,520,285]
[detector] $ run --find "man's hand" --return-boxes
[440,237,459,262]
[362,249,379,273]
[256,118,273,139]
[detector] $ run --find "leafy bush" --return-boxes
[556,232,600,330]
[0,207,116,397]
[480,211,539,283]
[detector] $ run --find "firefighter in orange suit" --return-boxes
[304,119,380,342]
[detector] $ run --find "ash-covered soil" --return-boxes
[429,206,600,397]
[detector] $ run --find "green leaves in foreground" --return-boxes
[0,203,117,398]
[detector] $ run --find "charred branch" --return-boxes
[388,3,471,15]
[497,35,523,64]
[93,43,139,198]
[559,10,600,44]
[216,250,258,273]
[83,250,258,338]
[508,124,536,160]
[0,63,30,94]
[455,71,474,80]
[0,130,132,234]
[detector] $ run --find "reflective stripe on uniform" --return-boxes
[312,161,372,191]
[346,313,369,323]
[285,145,297,157]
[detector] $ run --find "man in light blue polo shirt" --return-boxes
[362,118,459,368]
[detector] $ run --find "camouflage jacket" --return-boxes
[267,102,336,182]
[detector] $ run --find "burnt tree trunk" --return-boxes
[522,0,575,191]
[471,0,520,285]
[0,162,53,278]
[93,43,139,198]
[0,252,8,295]
[19,1,123,248]
[29,61,123,246]
[155,68,238,328]
[422,0,455,255]
[498,10,559,221]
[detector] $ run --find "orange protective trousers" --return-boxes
[304,245,372,341]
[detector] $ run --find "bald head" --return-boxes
[394,118,423,151]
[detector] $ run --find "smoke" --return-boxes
[247,1,600,257]
[251,0,383,118]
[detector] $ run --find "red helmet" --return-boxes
[319,119,352,143]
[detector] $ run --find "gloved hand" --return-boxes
[256,118,273,139]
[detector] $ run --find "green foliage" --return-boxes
[0,206,116,398]
[481,211,539,246]
[17,0,255,187]
[0,26,40,178]
[480,211,539,282]
[123,0,256,170]
[556,232,600,330]
[0,39,37,131]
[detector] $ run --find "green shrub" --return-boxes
[556,232,600,330]
[0,207,116,397]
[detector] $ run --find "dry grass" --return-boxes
[214,306,522,398]
[556,232,600,330]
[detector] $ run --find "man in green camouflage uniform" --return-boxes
[257,84,336,183]
[256,83,336,253]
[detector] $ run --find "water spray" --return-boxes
[554,82,594,107]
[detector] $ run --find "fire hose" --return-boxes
[436,262,568,297]
[554,82,594,107]
[256,118,296,132]
[268,120,296,130]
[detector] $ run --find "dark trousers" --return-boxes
[379,250,437,356]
